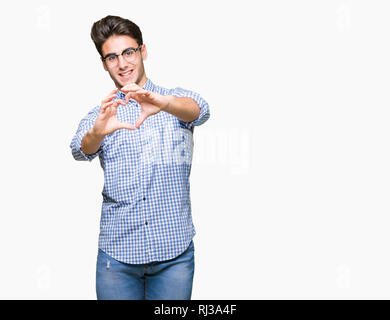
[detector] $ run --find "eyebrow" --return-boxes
[103,47,137,58]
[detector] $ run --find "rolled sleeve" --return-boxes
[70,105,103,161]
[170,87,210,129]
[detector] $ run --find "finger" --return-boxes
[102,93,117,105]
[113,100,122,112]
[125,93,132,104]
[103,99,115,108]
[103,88,118,100]
[114,99,126,106]
[106,100,123,115]
[101,101,114,112]
[106,98,125,111]
[130,89,148,97]
[123,87,140,92]
[123,90,138,103]
[124,87,147,94]
[118,122,136,130]
[109,88,118,96]
[135,89,151,97]
[125,93,138,103]
[135,112,148,129]
[121,82,139,91]
[121,87,144,97]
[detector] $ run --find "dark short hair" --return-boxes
[90,15,143,57]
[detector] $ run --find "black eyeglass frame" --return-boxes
[101,45,143,62]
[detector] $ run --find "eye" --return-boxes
[124,49,134,56]
[107,55,117,61]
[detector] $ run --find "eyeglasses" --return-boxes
[101,45,143,67]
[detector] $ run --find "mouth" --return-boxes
[118,69,134,80]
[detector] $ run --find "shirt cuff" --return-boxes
[170,87,210,129]
[70,129,102,161]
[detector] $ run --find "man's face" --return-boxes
[101,35,148,89]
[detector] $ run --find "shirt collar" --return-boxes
[116,78,154,99]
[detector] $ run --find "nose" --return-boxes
[117,55,128,69]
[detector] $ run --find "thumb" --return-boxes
[118,121,136,130]
[135,112,148,129]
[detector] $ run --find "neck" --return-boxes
[138,75,148,88]
[116,75,148,95]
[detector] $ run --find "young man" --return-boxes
[69,15,210,300]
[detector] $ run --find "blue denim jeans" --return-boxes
[96,240,195,300]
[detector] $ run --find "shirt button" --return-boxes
[143,197,146,201]
[145,221,148,225]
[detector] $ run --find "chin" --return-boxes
[121,78,136,87]
[115,79,127,88]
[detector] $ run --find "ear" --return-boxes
[141,44,148,61]
[101,59,108,71]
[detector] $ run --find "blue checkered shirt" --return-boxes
[70,78,210,264]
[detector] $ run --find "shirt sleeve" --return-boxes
[69,105,103,161]
[170,87,210,130]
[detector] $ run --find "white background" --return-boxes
[0,0,389,299]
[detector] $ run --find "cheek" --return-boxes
[107,68,117,77]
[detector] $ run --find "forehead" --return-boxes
[101,35,138,55]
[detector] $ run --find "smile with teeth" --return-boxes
[119,70,134,77]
